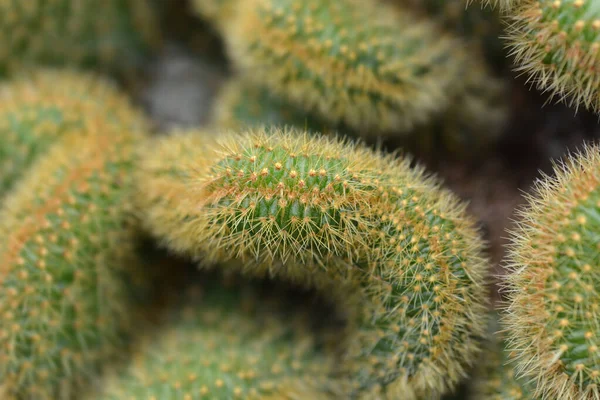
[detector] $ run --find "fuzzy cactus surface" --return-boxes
[0,0,161,76]
[0,113,148,397]
[507,0,600,112]
[0,69,148,202]
[221,0,468,134]
[135,127,489,398]
[504,145,600,399]
[95,273,341,399]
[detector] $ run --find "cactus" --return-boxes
[191,0,237,32]
[96,272,342,399]
[134,127,489,398]
[506,0,600,112]
[0,69,148,201]
[473,0,519,10]
[0,0,161,76]
[220,0,468,134]
[0,120,148,397]
[211,77,334,134]
[472,313,534,400]
[503,145,600,399]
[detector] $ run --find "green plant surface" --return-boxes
[222,0,468,134]
[0,0,161,76]
[0,128,147,398]
[507,0,600,112]
[135,127,489,399]
[0,69,148,202]
[504,145,600,399]
[95,273,342,399]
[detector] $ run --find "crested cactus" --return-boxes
[506,0,600,112]
[135,127,489,398]
[0,0,161,76]
[96,273,342,399]
[211,78,333,134]
[0,69,148,201]
[472,313,534,400]
[0,110,148,397]
[220,0,468,134]
[504,145,600,399]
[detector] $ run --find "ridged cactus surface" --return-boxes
[96,274,339,399]
[504,145,600,399]
[222,0,467,133]
[0,0,160,75]
[0,69,147,201]
[135,127,489,398]
[0,98,147,398]
[507,0,600,111]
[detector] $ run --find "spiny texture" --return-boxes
[211,78,332,134]
[473,0,519,10]
[223,0,468,134]
[504,145,600,399]
[0,69,148,201]
[135,127,489,398]
[0,128,147,397]
[507,0,600,112]
[0,0,160,76]
[96,274,340,399]
[472,314,534,400]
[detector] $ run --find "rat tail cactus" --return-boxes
[503,144,600,399]
[96,271,343,399]
[0,0,161,76]
[506,0,600,112]
[0,69,148,201]
[0,73,150,399]
[134,127,489,398]
[217,0,468,134]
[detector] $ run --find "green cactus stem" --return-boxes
[220,0,468,134]
[0,125,147,397]
[506,0,600,112]
[135,127,489,399]
[0,0,161,76]
[0,69,148,202]
[95,272,342,399]
[504,145,600,399]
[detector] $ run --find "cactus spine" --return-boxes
[507,0,600,111]
[220,0,468,134]
[504,145,600,399]
[0,86,148,398]
[96,273,340,399]
[0,0,160,76]
[0,69,148,201]
[135,127,489,398]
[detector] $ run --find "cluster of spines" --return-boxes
[0,0,161,76]
[218,0,468,134]
[0,71,149,399]
[0,69,148,201]
[96,273,340,399]
[503,145,600,399]
[134,127,489,398]
[506,0,600,112]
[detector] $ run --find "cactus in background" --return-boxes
[504,145,600,399]
[0,0,161,76]
[474,0,519,10]
[211,78,334,134]
[0,119,148,397]
[221,0,468,134]
[135,127,489,398]
[472,313,534,400]
[191,0,237,32]
[0,69,148,201]
[506,0,600,112]
[96,273,342,399]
